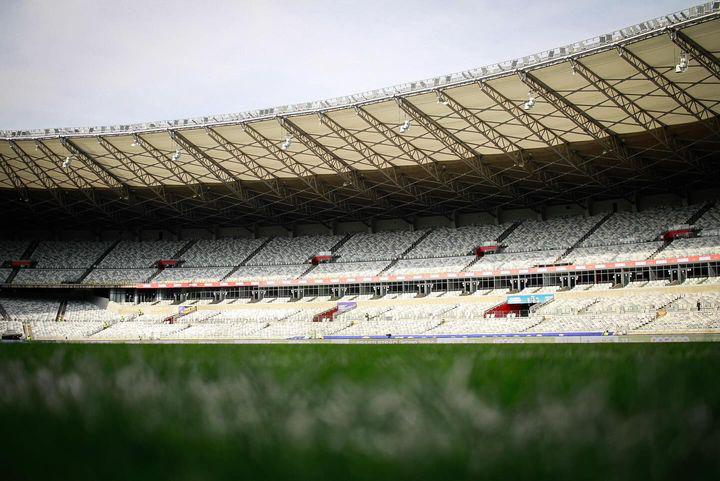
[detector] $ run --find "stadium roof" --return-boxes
[1,2,719,229]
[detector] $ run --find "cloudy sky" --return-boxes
[0,0,694,130]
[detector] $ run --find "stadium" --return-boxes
[0,2,719,480]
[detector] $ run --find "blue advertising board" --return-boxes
[506,293,554,304]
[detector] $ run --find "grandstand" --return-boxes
[1,3,720,342]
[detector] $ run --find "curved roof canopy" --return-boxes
[1,3,719,228]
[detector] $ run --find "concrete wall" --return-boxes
[335,221,369,235]
[457,211,497,227]
[415,215,453,229]
[295,223,332,236]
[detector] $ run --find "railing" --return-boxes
[1,3,718,139]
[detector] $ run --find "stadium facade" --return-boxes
[0,3,719,341]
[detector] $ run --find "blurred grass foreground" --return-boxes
[0,343,718,481]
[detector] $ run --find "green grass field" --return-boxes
[0,343,718,481]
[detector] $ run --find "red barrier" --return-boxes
[9,260,33,268]
[311,255,333,265]
[662,228,694,241]
[474,245,500,256]
[484,303,523,318]
[156,259,180,268]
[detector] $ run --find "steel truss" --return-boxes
[316,112,432,206]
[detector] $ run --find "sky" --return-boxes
[0,0,696,131]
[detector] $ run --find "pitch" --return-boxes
[0,343,718,480]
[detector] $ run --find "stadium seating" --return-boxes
[695,204,720,231]
[661,236,720,258]
[504,214,604,252]
[83,268,156,285]
[3,203,720,288]
[99,241,187,268]
[225,264,308,281]
[91,321,189,340]
[29,321,107,340]
[565,242,663,264]
[335,230,426,262]
[0,240,30,261]
[153,267,233,283]
[247,234,343,265]
[13,269,84,285]
[62,300,123,322]
[0,297,59,322]
[30,241,114,268]
[387,256,475,275]
[182,238,265,267]
[305,260,390,279]
[581,205,696,246]
[407,224,510,258]
[0,268,12,283]
[475,249,565,270]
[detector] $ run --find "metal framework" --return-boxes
[316,112,432,206]
[569,58,709,174]
[475,79,612,188]
[0,6,718,228]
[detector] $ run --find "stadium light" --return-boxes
[675,53,688,73]
[62,156,72,169]
[436,93,450,106]
[399,120,411,134]
[130,139,139,147]
[523,92,536,110]
[171,149,181,161]
[281,135,292,151]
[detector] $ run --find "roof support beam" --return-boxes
[353,106,475,203]
[60,137,130,200]
[170,130,271,219]
[203,127,313,217]
[394,96,520,201]
[278,117,394,211]
[9,141,75,216]
[435,89,564,195]
[35,140,118,222]
[316,112,432,206]
[518,70,646,172]
[0,153,31,203]
[96,136,193,220]
[204,127,287,198]
[569,58,710,174]
[476,79,612,188]
[132,133,207,201]
[240,122,352,214]
[616,45,720,138]
[668,28,720,80]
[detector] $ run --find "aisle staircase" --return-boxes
[76,240,121,283]
[5,240,39,285]
[555,212,613,262]
[55,300,68,322]
[649,239,673,260]
[400,228,435,258]
[686,200,715,225]
[496,221,522,243]
[330,233,353,253]
[221,238,273,281]
[299,263,317,279]
[377,229,437,275]
[145,240,198,283]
